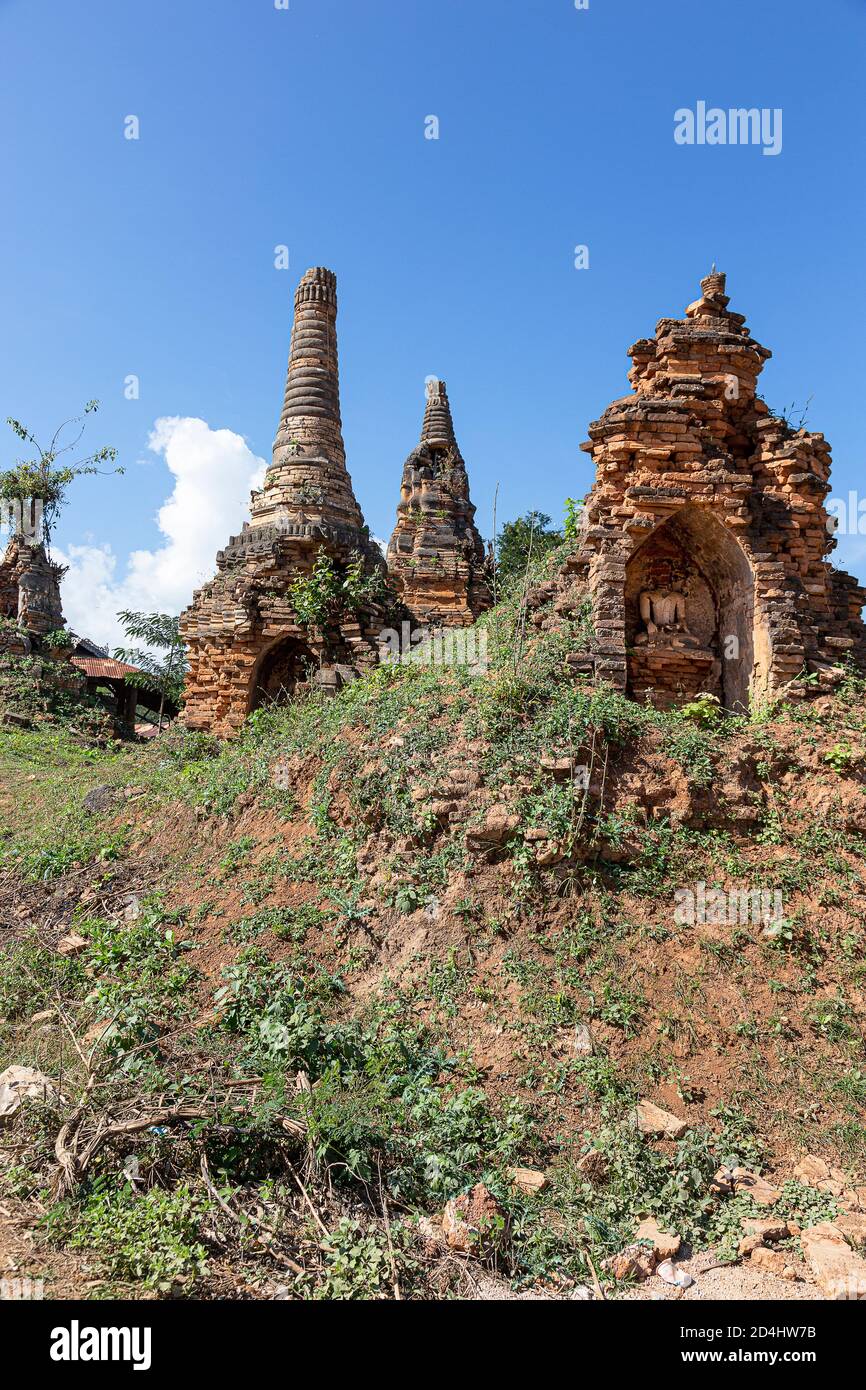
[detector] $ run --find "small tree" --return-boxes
[289,550,387,629]
[0,402,122,549]
[114,611,188,733]
[563,496,585,539]
[495,510,562,588]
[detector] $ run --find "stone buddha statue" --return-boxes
[635,571,702,649]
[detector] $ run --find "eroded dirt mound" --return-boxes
[2,630,865,1299]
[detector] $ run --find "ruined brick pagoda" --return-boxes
[0,509,65,655]
[180,267,389,736]
[386,378,491,627]
[546,270,866,710]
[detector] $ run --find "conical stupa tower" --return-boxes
[386,378,491,627]
[180,268,388,736]
[250,267,372,544]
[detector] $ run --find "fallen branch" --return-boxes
[53,1098,308,1198]
[585,1250,606,1301]
[289,1167,332,1243]
[199,1153,305,1277]
[378,1156,401,1301]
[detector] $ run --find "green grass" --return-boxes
[0,728,136,879]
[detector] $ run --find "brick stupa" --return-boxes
[386,378,491,627]
[180,268,388,735]
[0,514,65,655]
[531,271,866,710]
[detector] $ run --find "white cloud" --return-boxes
[54,417,266,651]
[833,534,866,579]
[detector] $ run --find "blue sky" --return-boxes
[1,0,865,647]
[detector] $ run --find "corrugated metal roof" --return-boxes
[71,656,140,680]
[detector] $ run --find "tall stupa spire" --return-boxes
[386,377,491,627]
[250,267,369,541]
[420,378,458,448]
[180,266,388,736]
[276,267,344,463]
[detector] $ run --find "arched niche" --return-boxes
[625,509,758,712]
[248,633,317,711]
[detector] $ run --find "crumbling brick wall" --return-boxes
[0,534,64,641]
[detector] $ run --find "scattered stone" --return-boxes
[56,933,88,957]
[738,1233,767,1258]
[441,1183,504,1254]
[792,1153,848,1196]
[0,1066,62,1123]
[607,1243,657,1282]
[30,1009,56,1025]
[793,1154,831,1185]
[740,1217,790,1242]
[510,1167,548,1196]
[572,1023,594,1056]
[468,805,520,847]
[748,1246,798,1281]
[569,1285,594,1301]
[539,756,577,781]
[533,841,564,866]
[834,1212,866,1250]
[800,1222,866,1299]
[83,785,116,814]
[635,1218,681,1260]
[725,1167,781,1206]
[415,1215,443,1247]
[575,1148,608,1184]
[635,1100,689,1140]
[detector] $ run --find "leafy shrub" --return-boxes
[43,628,74,650]
[290,551,387,630]
[84,901,197,1059]
[213,949,350,1073]
[678,693,722,728]
[313,1217,391,1300]
[43,1182,208,1291]
[495,511,563,590]
[824,742,857,774]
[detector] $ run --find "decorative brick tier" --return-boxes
[534,272,866,710]
[180,268,389,736]
[386,379,491,627]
